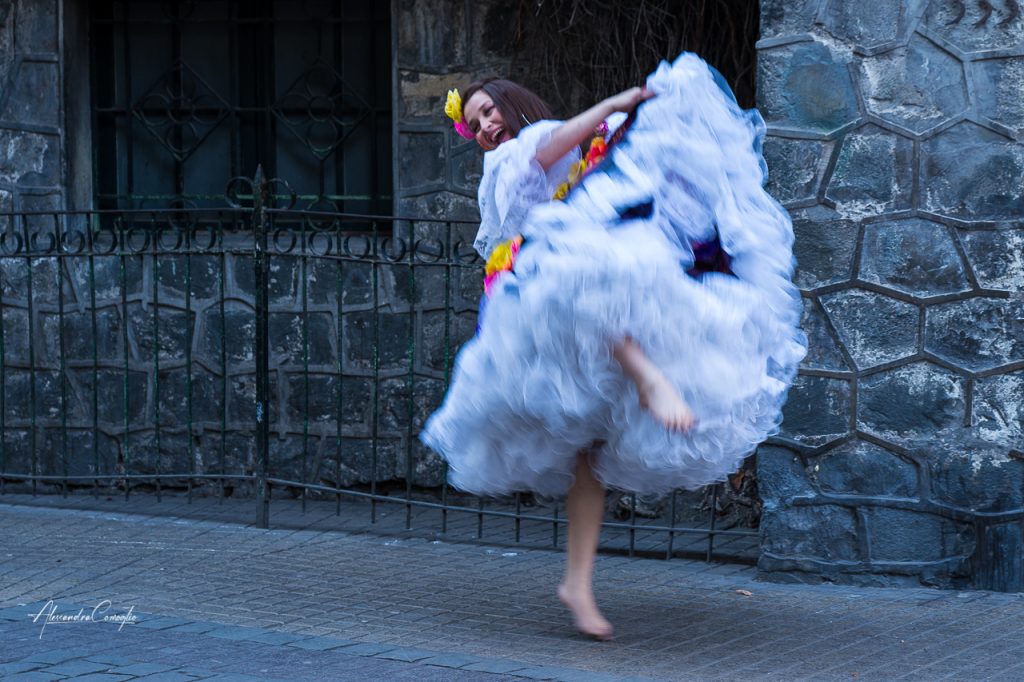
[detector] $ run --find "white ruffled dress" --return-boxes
[421,53,807,497]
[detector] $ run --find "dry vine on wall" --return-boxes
[509,0,760,115]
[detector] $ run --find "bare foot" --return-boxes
[638,374,696,432]
[558,583,614,641]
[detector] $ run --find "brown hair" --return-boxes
[461,78,554,140]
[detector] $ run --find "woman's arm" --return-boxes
[534,87,655,171]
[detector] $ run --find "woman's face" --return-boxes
[463,90,510,151]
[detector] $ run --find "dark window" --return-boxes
[91,0,391,213]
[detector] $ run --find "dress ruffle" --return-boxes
[422,53,807,498]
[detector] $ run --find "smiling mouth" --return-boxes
[491,127,506,145]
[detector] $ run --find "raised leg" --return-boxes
[558,451,614,640]
[613,336,696,432]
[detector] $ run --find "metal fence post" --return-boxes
[253,166,271,529]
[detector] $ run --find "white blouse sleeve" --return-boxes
[474,120,569,258]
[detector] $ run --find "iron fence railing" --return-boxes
[0,169,759,562]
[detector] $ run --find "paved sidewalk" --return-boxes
[1,494,1023,681]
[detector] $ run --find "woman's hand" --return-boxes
[604,86,656,114]
[534,86,655,172]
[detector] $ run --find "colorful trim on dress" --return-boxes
[483,235,524,296]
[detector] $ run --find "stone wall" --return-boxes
[757,0,1024,590]
[0,0,63,213]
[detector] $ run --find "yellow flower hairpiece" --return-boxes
[445,88,475,140]
[445,89,463,123]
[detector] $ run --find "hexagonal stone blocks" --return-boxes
[821,290,918,369]
[812,439,918,497]
[758,41,860,133]
[921,122,1024,220]
[859,218,969,297]
[858,363,965,442]
[826,125,913,217]
[925,297,1024,372]
[858,35,968,134]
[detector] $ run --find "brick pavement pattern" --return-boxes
[1,494,1024,681]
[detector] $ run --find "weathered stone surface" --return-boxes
[42,307,123,363]
[761,504,860,561]
[0,368,85,422]
[1,60,60,127]
[450,141,484,195]
[322,436,402,485]
[922,0,1024,54]
[38,428,119,477]
[930,447,1024,513]
[269,311,334,366]
[0,130,58,186]
[125,431,191,477]
[858,363,965,442]
[961,228,1024,292]
[231,252,299,305]
[921,122,1024,220]
[397,1,467,69]
[14,0,58,53]
[973,371,1024,446]
[226,372,278,426]
[759,0,820,40]
[283,373,371,428]
[925,297,1024,372]
[779,375,852,446]
[974,57,1024,136]
[128,304,196,363]
[399,132,445,191]
[378,376,446,432]
[1,305,29,363]
[757,445,815,507]
[420,310,478,373]
[68,368,148,427]
[859,218,969,297]
[762,137,830,205]
[812,440,918,497]
[825,125,913,217]
[821,0,914,50]
[65,255,145,303]
[821,290,918,369]
[758,41,860,132]
[155,367,220,428]
[156,254,221,301]
[799,298,849,372]
[200,301,255,365]
[398,190,480,223]
[859,35,968,134]
[344,311,413,370]
[791,206,858,289]
[867,508,975,562]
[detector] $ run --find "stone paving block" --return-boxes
[84,656,136,667]
[0,661,43,675]
[461,659,532,674]
[108,662,180,676]
[24,648,97,664]
[69,674,134,682]
[204,625,264,641]
[419,653,486,669]
[39,659,113,676]
[284,635,356,651]
[135,672,203,682]
[238,630,307,645]
[3,673,66,682]
[135,616,192,631]
[164,621,221,635]
[375,647,439,662]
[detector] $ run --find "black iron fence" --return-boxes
[0,170,758,562]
